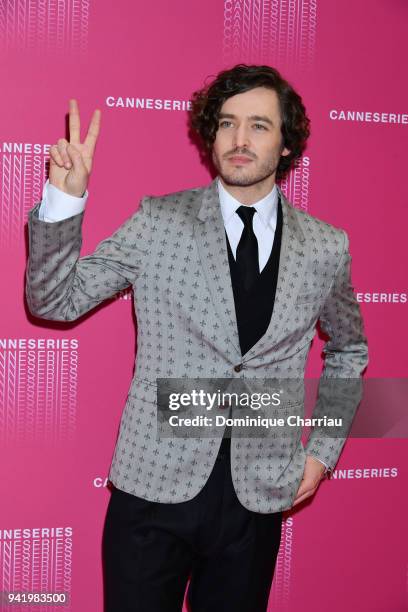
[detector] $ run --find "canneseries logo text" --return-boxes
[0,526,73,603]
[0,338,79,442]
[0,141,50,247]
[356,292,407,304]
[329,109,407,125]
[105,96,192,111]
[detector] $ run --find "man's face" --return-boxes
[211,87,290,187]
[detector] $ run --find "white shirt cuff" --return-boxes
[314,457,330,471]
[38,179,88,222]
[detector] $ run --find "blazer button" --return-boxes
[234,363,243,373]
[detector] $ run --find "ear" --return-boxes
[281,146,290,157]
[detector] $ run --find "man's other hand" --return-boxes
[292,455,326,507]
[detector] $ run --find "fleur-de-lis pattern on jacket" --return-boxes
[25,177,368,513]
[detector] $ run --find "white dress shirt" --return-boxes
[37,178,330,473]
[217,178,278,271]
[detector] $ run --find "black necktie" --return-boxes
[235,206,259,291]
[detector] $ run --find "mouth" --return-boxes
[228,156,253,165]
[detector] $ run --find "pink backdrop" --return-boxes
[1,1,407,610]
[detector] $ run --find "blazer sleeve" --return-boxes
[25,196,152,321]
[304,229,369,471]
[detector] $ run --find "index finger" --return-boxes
[69,99,81,144]
[83,108,101,156]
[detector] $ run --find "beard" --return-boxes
[212,149,279,187]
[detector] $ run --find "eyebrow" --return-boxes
[218,112,274,126]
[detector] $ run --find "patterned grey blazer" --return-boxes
[25,176,368,513]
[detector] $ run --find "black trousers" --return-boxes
[102,438,283,612]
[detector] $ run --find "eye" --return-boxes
[253,123,267,130]
[219,120,232,128]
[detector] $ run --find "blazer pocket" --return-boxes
[128,376,158,404]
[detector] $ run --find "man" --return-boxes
[25,64,368,611]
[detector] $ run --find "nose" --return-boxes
[232,124,250,150]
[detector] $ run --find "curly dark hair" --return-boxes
[190,64,310,181]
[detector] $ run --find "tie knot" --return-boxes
[236,205,256,226]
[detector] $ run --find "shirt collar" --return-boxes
[217,177,278,228]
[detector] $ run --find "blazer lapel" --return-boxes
[193,177,241,357]
[243,185,306,359]
[193,179,307,361]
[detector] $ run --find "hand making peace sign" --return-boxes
[49,99,101,198]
